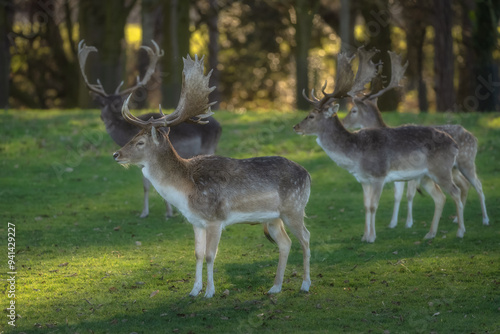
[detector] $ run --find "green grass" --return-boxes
[1,109,500,334]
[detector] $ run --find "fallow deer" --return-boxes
[293,47,465,242]
[113,55,312,298]
[78,40,222,218]
[342,51,489,228]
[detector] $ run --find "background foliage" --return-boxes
[1,0,500,112]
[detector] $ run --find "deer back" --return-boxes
[186,155,311,223]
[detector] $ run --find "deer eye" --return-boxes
[307,114,315,119]
[352,108,357,113]
[136,141,145,147]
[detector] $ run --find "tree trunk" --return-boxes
[406,25,429,112]
[473,0,500,112]
[457,0,476,111]
[361,0,400,111]
[161,0,190,109]
[138,0,162,108]
[433,0,455,112]
[78,0,137,107]
[0,0,13,109]
[207,0,220,110]
[294,0,317,111]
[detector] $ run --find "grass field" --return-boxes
[1,108,499,334]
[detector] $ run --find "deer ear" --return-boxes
[325,104,339,118]
[151,127,160,146]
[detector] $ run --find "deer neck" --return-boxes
[100,107,141,147]
[370,108,388,128]
[141,142,192,200]
[316,115,360,170]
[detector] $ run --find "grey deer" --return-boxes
[113,55,312,298]
[342,50,489,228]
[294,47,465,242]
[78,40,222,218]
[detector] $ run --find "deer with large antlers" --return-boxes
[78,40,222,218]
[113,55,312,298]
[294,47,465,242]
[342,51,489,229]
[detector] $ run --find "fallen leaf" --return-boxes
[113,226,121,231]
[135,241,142,246]
[109,287,118,293]
[392,251,398,255]
[150,289,159,298]
[58,262,69,267]
[433,312,440,316]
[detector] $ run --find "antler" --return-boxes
[78,39,164,97]
[364,51,408,100]
[348,46,380,97]
[122,54,216,128]
[119,40,164,95]
[302,47,380,110]
[78,40,107,96]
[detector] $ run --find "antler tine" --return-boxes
[347,46,380,97]
[121,94,151,129]
[119,40,165,96]
[78,40,108,96]
[365,51,408,100]
[155,54,216,127]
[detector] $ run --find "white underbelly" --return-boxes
[384,169,427,183]
[222,211,280,228]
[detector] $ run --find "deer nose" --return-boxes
[113,152,120,160]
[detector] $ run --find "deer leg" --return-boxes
[140,177,151,218]
[389,181,405,228]
[266,219,292,294]
[420,177,446,240]
[433,174,465,238]
[451,169,470,223]
[282,214,311,292]
[204,224,222,298]
[361,182,384,243]
[406,179,419,228]
[190,225,206,297]
[164,201,173,219]
[457,165,489,225]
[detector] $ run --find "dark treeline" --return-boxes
[1,0,499,112]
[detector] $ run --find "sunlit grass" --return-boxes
[1,109,499,333]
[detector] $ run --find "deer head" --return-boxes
[78,40,164,144]
[114,55,216,166]
[343,51,408,129]
[294,46,379,135]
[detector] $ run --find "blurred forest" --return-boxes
[1,0,499,112]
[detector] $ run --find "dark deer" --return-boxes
[78,40,222,218]
[294,47,465,242]
[342,51,489,228]
[113,55,311,298]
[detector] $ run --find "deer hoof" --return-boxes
[388,221,397,229]
[204,287,215,298]
[268,285,282,294]
[456,228,465,238]
[300,280,311,292]
[424,232,436,240]
[483,217,490,226]
[189,287,202,297]
[405,220,413,228]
